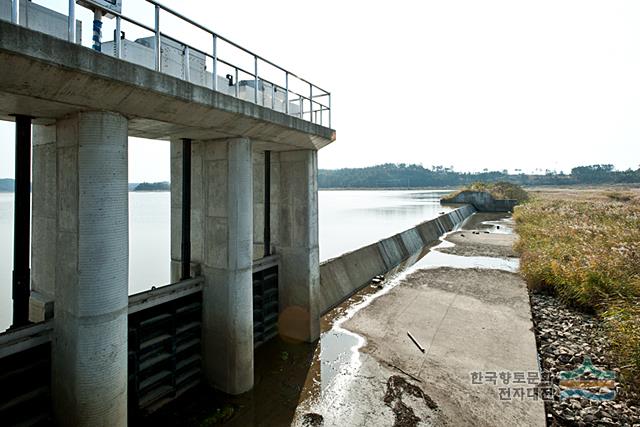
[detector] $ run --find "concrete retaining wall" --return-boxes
[441,191,517,212]
[318,205,475,314]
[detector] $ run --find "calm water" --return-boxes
[0,189,450,331]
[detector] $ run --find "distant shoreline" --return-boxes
[1,183,639,194]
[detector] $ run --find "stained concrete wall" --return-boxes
[318,205,476,314]
[441,191,517,212]
[170,138,254,395]
[29,124,56,322]
[275,150,320,342]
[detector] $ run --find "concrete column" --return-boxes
[277,150,320,342]
[53,112,129,426]
[201,137,253,394]
[170,137,254,394]
[29,124,56,322]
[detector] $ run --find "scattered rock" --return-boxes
[530,293,640,426]
[301,412,324,426]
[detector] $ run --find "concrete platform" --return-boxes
[0,20,335,151]
[343,267,545,426]
[294,214,545,426]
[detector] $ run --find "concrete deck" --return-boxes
[295,214,545,426]
[0,20,335,151]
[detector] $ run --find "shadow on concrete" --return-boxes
[139,337,317,426]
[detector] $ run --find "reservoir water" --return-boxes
[0,189,451,331]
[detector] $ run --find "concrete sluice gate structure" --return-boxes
[0,0,333,425]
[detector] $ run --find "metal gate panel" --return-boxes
[0,323,52,426]
[253,264,279,348]
[128,279,203,414]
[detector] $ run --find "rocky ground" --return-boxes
[530,293,640,426]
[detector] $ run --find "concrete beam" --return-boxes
[276,150,320,342]
[52,111,129,426]
[0,20,335,150]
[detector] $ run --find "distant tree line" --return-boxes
[133,182,170,192]
[318,164,640,188]
[1,165,637,193]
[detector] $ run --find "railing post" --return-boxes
[115,16,121,58]
[184,46,191,82]
[154,5,161,71]
[68,0,75,42]
[299,96,303,118]
[309,84,313,123]
[328,92,332,128]
[11,0,18,24]
[235,68,239,98]
[254,57,259,104]
[212,34,218,91]
[285,72,289,114]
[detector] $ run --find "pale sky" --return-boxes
[1,0,639,182]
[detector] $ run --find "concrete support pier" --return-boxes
[52,112,129,426]
[277,150,320,342]
[171,137,254,394]
[29,124,57,322]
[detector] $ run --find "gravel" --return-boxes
[530,293,640,426]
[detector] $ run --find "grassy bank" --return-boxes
[441,181,530,202]
[514,188,640,385]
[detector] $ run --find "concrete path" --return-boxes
[294,214,545,426]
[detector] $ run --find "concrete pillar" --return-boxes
[277,150,320,342]
[29,124,56,323]
[53,112,129,426]
[170,137,254,394]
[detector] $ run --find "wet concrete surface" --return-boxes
[293,213,545,426]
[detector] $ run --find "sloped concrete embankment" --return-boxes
[441,190,517,212]
[318,205,476,314]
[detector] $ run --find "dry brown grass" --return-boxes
[514,186,640,386]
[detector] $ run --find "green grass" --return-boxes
[514,195,640,386]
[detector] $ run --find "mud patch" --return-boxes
[384,375,438,427]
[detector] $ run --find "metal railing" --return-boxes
[10,0,332,127]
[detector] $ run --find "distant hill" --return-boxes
[319,164,640,189]
[0,179,14,192]
[1,163,638,193]
[133,182,170,192]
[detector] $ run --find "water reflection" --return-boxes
[0,189,453,332]
[319,190,452,260]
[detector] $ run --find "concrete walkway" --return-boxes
[295,214,545,426]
